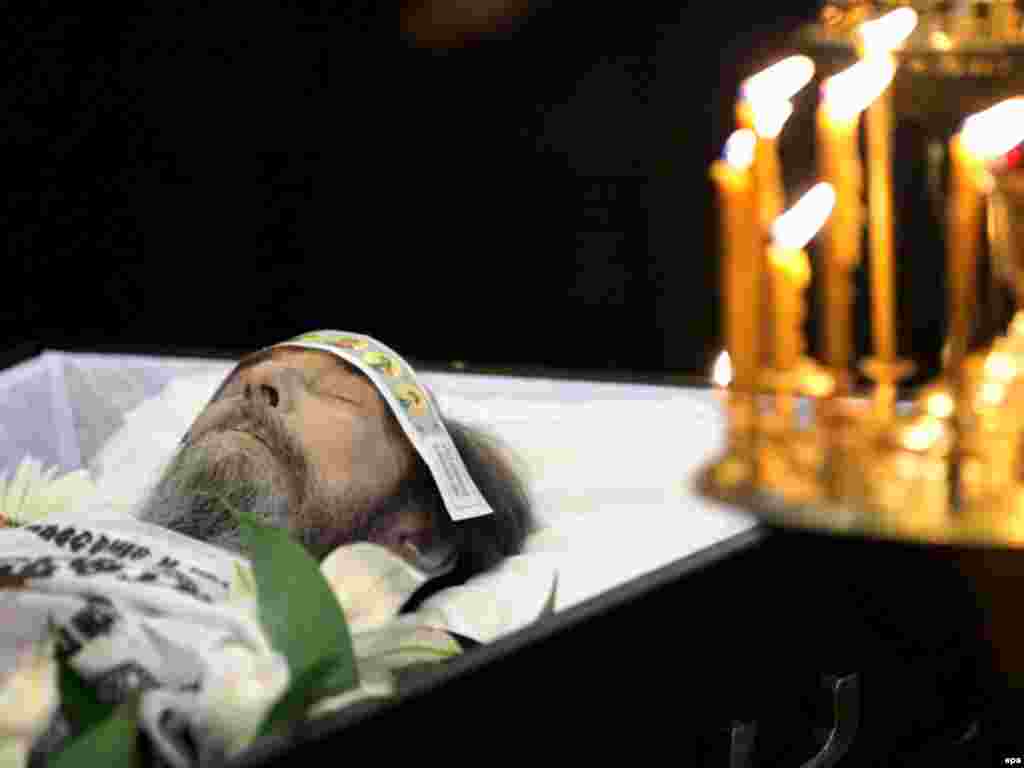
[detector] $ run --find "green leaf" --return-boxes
[259,654,350,736]
[316,658,364,697]
[48,694,141,768]
[57,658,116,736]
[235,509,357,687]
[539,572,559,619]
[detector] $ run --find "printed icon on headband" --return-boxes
[395,382,443,435]
[329,337,370,351]
[293,332,369,351]
[395,382,428,416]
[362,350,402,378]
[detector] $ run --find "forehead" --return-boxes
[225,347,381,401]
[235,346,354,373]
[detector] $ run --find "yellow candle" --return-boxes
[739,98,788,238]
[747,99,795,372]
[857,8,918,365]
[816,102,862,379]
[736,100,755,132]
[738,56,814,230]
[769,183,838,373]
[817,60,894,384]
[863,66,896,363]
[710,130,761,397]
[737,56,814,377]
[946,98,1024,370]
[946,133,986,370]
[750,101,792,232]
[768,244,812,371]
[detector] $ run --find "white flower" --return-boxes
[415,554,559,643]
[0,457,97,526]
[309,621,461,718]
[196,644,289,760]
[319,543,428,633]
[303,543,462,720]
[0,634,58,768]
[308,659,395,718]
[352,615,461,670]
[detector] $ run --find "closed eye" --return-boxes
[315,388,361,407]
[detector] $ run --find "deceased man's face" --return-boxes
[142,347,451,568]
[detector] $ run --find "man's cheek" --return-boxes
[348,429,411,489]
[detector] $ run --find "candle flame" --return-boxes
[979,380,1007,407]
[769,247,810,282]
[924,390,955,419]
[722,129,756,169]
[929,30,953,51]
[771,182,836,250]
[903,417,943,452]
[750,99,794,139]
[711,350,733,388]
[741,55,815,104]
[859,8,918,57]
[960,98,1024,161]
[984,350,1018,380]
[822,59,896,122]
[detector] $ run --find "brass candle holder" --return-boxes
[701,158,1024,550]
[700,3,1024,552]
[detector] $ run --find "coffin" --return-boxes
[0,348,994,764]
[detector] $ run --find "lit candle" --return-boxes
[711,350,732,408]
[864,82,896,362]
[817,59,894,381]
[750,101,793,233]
[736,59,814,378]
[710,129,761,400]
[769,183,837,373]
[857,8,918,365]
[768,240,812,373]
[947,98,1024,370]
[746,99,797,371]
[738,56,814,230]
[946,134,988,370]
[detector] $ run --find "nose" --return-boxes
[241,363,304,412]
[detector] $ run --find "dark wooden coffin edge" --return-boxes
[231,526,770,766]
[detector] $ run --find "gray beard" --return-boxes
[137,445,294,556]
[137,440,385,560]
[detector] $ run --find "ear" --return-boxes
[369,499,458,578]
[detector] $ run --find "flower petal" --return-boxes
[308,660,394,718]
[0,634,58,745]
[196,644,289,758]
[320,543,427,633]
[352,615,461,670]
[0,458,98,526]
[414,554,559,643]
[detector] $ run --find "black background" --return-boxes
[8,1,952,378]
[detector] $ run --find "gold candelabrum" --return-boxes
[700,2,1024,549]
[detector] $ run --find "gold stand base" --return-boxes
[860,356,915,418]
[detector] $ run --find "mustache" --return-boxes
[184,398,310,501]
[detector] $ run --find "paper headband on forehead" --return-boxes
[217,330,494,522]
